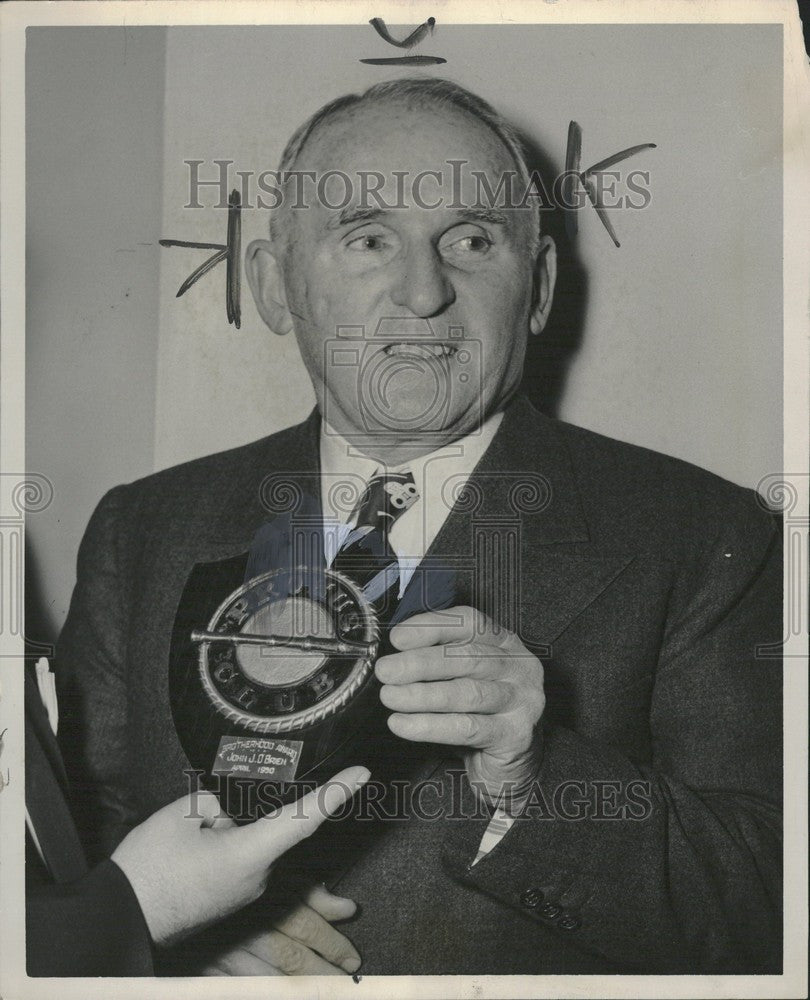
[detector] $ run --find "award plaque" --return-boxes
[170,565,380,821]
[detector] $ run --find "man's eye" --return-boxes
[346,233,389,251]
[445,234,493,254]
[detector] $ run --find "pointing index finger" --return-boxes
[233,766,369,857]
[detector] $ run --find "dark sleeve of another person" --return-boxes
[26,859,154,977]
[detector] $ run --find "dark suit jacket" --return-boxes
[56,395,782,975]
[25,665,153,976]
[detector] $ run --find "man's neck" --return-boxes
[323,417,504,468]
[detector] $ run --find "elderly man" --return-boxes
[56,78,782,976]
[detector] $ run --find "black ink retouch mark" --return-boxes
[369,16,435,48]
[565,121,656,248]
[362,16,447,66]
[360,56,447,66]
[160,188,242,328]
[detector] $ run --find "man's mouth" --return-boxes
[382,342,458,359]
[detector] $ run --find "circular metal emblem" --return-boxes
[193,567,379,735]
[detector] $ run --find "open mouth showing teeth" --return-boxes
[382,343,458,359]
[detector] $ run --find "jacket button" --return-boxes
[539,902,562,921]
[558,912,582,931]
[520,887,544,909]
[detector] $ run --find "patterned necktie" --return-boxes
[331,471,419,616]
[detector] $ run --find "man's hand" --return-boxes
[376,607,545,806]
[199,884,361,976]
[112,766,369,948]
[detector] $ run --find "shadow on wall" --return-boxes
[518,134,588,419]
[24,534,57,662]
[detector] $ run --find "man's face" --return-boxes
[257,100,553,456]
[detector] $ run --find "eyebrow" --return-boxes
[456,207,509,227]
[325,206,383,231]
[324,205,510,231]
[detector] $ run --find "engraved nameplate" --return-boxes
[211,735,304,780]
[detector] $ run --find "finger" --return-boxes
[375,644,508,685]
[304,883,358,922]
[387,711,499,748]
[380,678,513,715]
[243,929,350,976]
[272,903,361,972]
[232,766,369,858]
[390,606,512,652]
[201,948,285,977]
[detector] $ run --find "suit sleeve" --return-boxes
[56,486,139,862]
[27,860,154,976]
[442,500,783,973]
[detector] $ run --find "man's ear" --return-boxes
[245,239,294,334]
[529,235,557,336]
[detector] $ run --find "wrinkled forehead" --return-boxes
[295,98,520,189]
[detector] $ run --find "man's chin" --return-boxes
[358,401,483,444]
[321,386,487,454]
[357,388,458,432]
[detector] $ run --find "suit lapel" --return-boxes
[400,396,635,647]
[194,408,324,561]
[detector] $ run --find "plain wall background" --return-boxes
[26,28,166,635]
[26,24,783,640]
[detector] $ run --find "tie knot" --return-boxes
[352,471,419,535]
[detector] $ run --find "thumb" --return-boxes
[305,882,358,921]
[234,766,370,861]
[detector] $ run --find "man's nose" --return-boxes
[388,244,456,317]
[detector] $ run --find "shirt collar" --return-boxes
[319,412,504,520]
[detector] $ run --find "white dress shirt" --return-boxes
[319,412,503,595]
